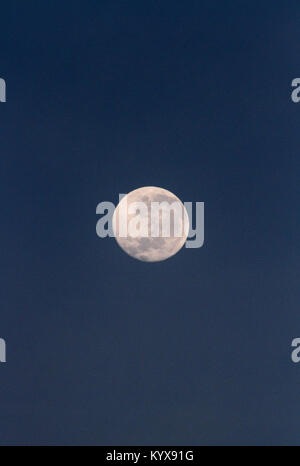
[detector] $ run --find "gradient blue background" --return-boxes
[0,0,299,445]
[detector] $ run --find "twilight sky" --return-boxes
[0,0,300,445]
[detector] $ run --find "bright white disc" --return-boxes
[113,186,189,262]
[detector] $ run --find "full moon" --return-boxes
[112,186,189,262]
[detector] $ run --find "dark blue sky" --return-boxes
[0,1,299,445]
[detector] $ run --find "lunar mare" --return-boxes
[113,186,189,262]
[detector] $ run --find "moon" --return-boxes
[112,186,189,262]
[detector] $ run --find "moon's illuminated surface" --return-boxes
[113,186,189,262]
